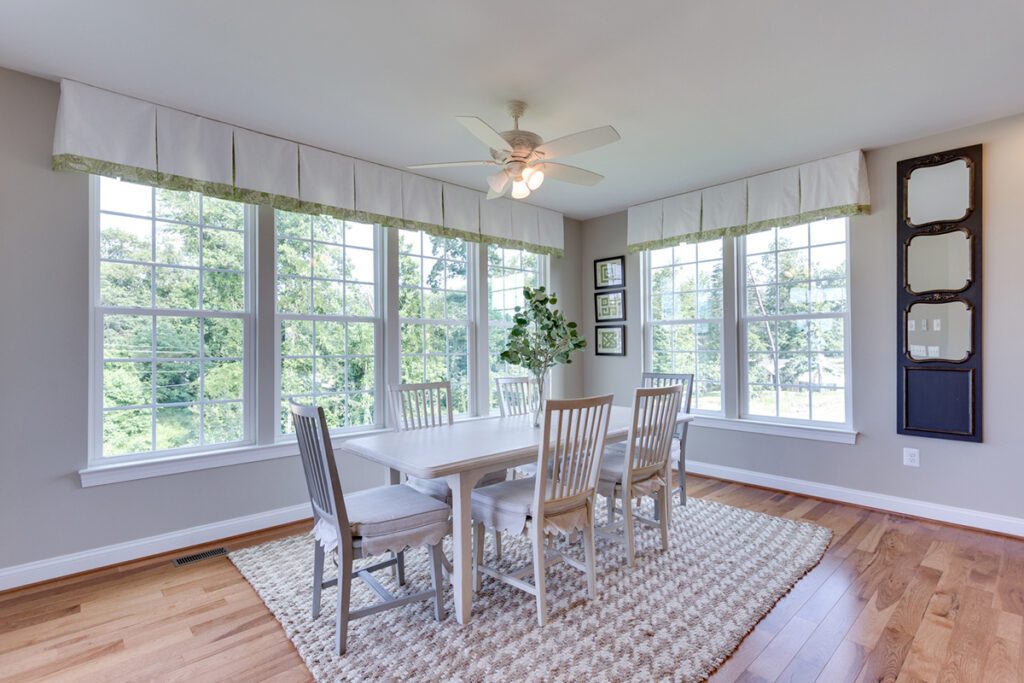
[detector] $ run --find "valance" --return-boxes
[51,80,565,256]
[626,150,870,252]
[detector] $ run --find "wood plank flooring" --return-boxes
[1,475,1022,682]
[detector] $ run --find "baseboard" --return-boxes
[0,502,312,592]
[687,460,1024,538]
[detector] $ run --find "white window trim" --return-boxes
[641,222,858,444]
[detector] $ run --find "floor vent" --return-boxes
[172,547,227,566]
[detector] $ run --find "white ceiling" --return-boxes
[1,1,1023,220]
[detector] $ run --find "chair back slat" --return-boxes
[495,377,540,417]
[626,385,683,482]
[290,402,350,537]
[389,381,454,431]
[534,395,613,512]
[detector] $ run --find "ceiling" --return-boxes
[1,1,1023,220]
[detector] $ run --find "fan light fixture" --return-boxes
[522,166,545,191]
[511,178,531,199]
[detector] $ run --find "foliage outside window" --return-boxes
[275,210,378,433]
[487,245,541,409]
[97,177,249,458]
[398,230,470,415]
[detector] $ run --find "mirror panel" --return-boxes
[906,301,971,361]
[907,159,971,226]
[906,231,971,293]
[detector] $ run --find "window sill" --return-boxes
[79,427,393,487]
[690,415,858,445]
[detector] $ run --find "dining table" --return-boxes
[339,406,694,624]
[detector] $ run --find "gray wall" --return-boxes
[579,114,1024,520]
[549,217,585,399]
[0,67,586,569]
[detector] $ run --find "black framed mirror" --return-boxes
[896,144,982,441]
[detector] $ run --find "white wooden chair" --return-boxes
[290,402,449,655]
[388,381,507,559]
[495,377,542,479]
[596,385,682,567]
[471,394,614,626]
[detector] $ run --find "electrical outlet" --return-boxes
[903,447,920,467]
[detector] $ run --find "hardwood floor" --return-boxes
[1,475,1022,682]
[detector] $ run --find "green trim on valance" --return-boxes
[627,203,870,252]
[53,154,563,257]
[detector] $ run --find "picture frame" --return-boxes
[594,256,625,290]
[594,289,626,322]
[595,325,626,356]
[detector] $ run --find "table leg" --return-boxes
[447,470,481,624]
[388,467,402,579]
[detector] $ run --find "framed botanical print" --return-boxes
[594,289,626,322]
[595,325,626,356]
[594,256,625,290]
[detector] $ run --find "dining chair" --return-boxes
[641,372,694,506]
[290,403,450,655]
[388,381,507,559]
[471,394,614,626]
[495,377,542,479]
[596,384,682,567]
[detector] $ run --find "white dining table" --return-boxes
[339,406,694,624]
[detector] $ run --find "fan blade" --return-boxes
[537,162,604,186]
[456,116,513,152]
[407,160,497,169]
[535,125,620,160]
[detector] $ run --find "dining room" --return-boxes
[2,2,1024,681]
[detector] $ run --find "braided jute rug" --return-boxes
[229,497,831,682]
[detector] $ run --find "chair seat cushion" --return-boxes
[605,440,681,464]
[407,470,508,503]
[346,484,451,537]
[471,477,590,536]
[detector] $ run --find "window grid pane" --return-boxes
[98,178,248,458]
[398,230,470,414]
[648,239,724,413]
[742,218,848,424]
[276,211,378,434]
[487,245,541,409]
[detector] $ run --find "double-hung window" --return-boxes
[94,177,252,460]
[486,245,543,410]
[275,210,381,434]
[645,218,851,429]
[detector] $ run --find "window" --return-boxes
[648,239,724,412]
[94,177,251,459]
[741,219,849,423]
[486,245,542,409]
[398,230,471,415]
[275,210,380,434]
[645,218,851,427]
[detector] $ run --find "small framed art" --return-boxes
[595,325,626,356]
[594,289,626,322]
[594,256,625,290]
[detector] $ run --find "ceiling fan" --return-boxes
[408,100,620,200]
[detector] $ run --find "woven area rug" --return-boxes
[229,497,831,682]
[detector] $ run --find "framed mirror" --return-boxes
[906,158,972,226]
[906,230,972,293]
[906,301,972,361]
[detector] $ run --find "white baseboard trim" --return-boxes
[687,460,1024,538]
[0,502,312,592]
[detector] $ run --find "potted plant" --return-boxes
[499,286,587,427]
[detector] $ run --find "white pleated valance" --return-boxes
[51,80,565,256]
[627,150,870,251]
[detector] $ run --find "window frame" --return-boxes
[87,176,258,467]
[642,219,854,433]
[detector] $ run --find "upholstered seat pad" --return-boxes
[604,440,681,465]
[598,449,669,499]
[471,477,591,536]
[407,470,507,503]
[345,484,451,537]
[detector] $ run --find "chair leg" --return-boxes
[335,548,353,655]
[473,521,484,592]
[395,550,406,586]
[311,541,324,619]
[532,527,548,626]
[622,495,636,568]
[493,530,502,561]
[428,543,446,622]
[583,518,597,599]
[659,487,670,551]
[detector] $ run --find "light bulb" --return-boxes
[511,179,531,199]
[525,167,544,190]
[487,170,510,194]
